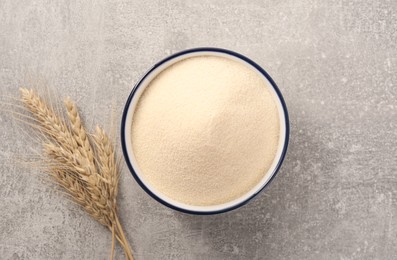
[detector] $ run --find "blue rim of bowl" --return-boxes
[121,47,290,215]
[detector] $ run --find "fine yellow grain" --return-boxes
[131,55,280,206]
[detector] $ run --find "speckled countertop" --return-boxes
[0,1,396,259]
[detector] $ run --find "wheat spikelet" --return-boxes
[18,88,133,260]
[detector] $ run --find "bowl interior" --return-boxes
[122,49,288,214]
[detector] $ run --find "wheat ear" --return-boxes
[19,88,77,150]
[64,98,97,173]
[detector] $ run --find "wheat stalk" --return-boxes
[19,88,134,260]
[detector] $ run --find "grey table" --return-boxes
[1,1,396,259]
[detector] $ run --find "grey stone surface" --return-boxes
[0,0,396,259]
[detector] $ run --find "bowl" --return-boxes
[121,47,289,214]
